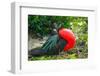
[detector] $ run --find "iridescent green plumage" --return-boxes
[42,34,66,55]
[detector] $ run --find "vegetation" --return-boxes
[28,15,88,60]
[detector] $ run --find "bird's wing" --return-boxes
[41,35,59,52]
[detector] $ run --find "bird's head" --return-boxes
[51,23,76,51]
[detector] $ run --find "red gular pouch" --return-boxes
[58,28,76,51]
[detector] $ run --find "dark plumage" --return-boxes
[29,49,47,56]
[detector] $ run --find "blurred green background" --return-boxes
[28,15,88,60]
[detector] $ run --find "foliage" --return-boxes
[29,53,78,60]
[28,15,88,60]
[28,15,71,36]
[69,17,88,58]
